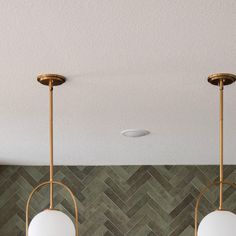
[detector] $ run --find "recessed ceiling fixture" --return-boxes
[26,74,79,236]
[121,129,150,137]
[195,73,236,236]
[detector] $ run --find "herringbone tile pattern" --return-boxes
[0,166,236,236]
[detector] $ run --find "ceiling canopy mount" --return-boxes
[208,73,236,86]
[37,74,66,86]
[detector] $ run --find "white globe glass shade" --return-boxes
[28,209,75,236]
[198,210,236,236]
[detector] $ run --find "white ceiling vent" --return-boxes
[121,129,150,138]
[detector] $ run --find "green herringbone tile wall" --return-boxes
[1,166,236,236]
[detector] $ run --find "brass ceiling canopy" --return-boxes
[37,74,66,86]
[208,73,236,86]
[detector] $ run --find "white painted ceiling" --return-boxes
[1,0,236,165]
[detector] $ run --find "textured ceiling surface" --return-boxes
[1,0,236,165]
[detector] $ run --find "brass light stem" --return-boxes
[49,80,54,209]
[219,79,224,210]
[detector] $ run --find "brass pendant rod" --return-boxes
[49,80,54,209]
[219,79,224,210]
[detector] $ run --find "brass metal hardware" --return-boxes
[49,80,54,209]
[26,181,79,236]
[194,73,236,235]
[26,74,79,235]
[37,74,66,86]
[208,73,236,86]
[219,79,223,210]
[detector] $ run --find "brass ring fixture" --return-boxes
[26,181,79,236]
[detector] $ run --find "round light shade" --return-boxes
[28,209,75,236]
[198,210,236,236]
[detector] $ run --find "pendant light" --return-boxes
[194,73,236,236]
[25,74,79,236]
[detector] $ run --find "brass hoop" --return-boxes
[26,180,79,236]
[195,180,236,236]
